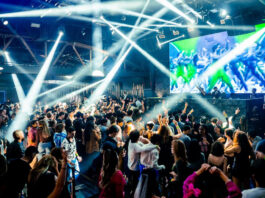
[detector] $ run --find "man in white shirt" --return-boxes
[140,134,165,198]
[242,159,265,198]
[127,130,157,197]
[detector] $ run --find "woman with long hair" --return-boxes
[169,140,191,198]
[158,125,174,173]
[99,149,126,198]
[37,120,53,159]
[225,131,254,190]
[198,125,213,159]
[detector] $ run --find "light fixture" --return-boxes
[0,67,3,70]
[3,20,8,25]
[220,9,227,17]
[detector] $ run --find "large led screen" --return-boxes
[169,24,265,93]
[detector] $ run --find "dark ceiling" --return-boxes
[0,0,265,88]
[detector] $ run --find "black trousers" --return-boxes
[128,169,140,197]
[142,168,161,198]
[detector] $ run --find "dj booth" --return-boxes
[144,95,265,132]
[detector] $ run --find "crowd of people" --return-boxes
[0,95,264,198]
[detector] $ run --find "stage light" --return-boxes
[7,32,63,141]
[206,21,215,28]
[155,0,195,24]
[59,31,64,36]
[92,70,104,77]
[0,1,145,18]
[11,74,25,103]
[202,27,265,81]
[220,9,227,17]
[4,51,35,81]
[3,20,8,25]
[85,46,133,107]
[36,80,74,99]
[160,34,185,46]
[190,94,226,121]
[47,79,104,107]
[143,93,188,123]
[0,67,3,70]
[65,75,73,79]
[101,17,175,80]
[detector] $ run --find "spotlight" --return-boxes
[92,70,104,77]
[0,67,3,70]
[59,31,64,36]
[11,74,25,103]
[3,20,8,25]
[220,9,227,17]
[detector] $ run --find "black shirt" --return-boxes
[6,158,31,196]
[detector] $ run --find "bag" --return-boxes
[134,174,148,198]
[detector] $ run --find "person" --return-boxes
[212,87,221,98]
[0,154,7,197]
[140,134,165,198]
[198,125,213,159]
[250,88,257,99]
[183,164,241,198]
[86,125,101,154]
[242,159,265,198]
[187,139,205,172]
[223,129,234,150]
[178,125,191,151]
[255,139,265,159]
[169,139,192,198]
[53,123,67,148]
[98,149,126,198]
[61,126,82,180]
[28,153,68,198]
[98,118,108,143]
[56,112,65,124]
[224,131,254,190]
[127,130,157,197]
[27,120,38,147]
[102,125,120,154]
[6,146,38,197]
[37,120,53,160]
[208,141,227,175]
[247,130,262,150]
[6,130,25,162]
[158,125,174,173]
[143,121,155,140]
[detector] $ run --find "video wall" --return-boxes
[169,23,265,93]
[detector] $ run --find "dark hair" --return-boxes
[129,130,140,143]
[181,113,187,122]
[25,146,38,157]
[46,112,52,119]
[75,112,83,119]
[158,125,172,144]
[55,123,64,133]
[58,112,65,117]
[183,125,191,131]
[248,130,257,139]
[67,126,75,133]
[117,117,123,123]
[48,120,56,128]
[211,141,224,157]
[225,129,233,139]
[146,122,154,130]
[99,149,118,189]
[188,139,202,162]
[107,125,119,135]
[151,134,161,145]
[31,120,38,126]
[237,132,253,156]
[172,140,187,164]
[251,159,265,187]
[211,117,218,124]
[87,116,95,122]
[100,118,108,125]
[127,110,133,116]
